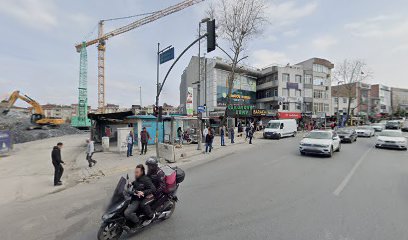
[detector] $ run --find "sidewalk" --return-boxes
[74,131,262,182]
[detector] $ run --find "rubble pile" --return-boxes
[0,110,84,144]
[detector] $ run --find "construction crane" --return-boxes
[75,0,204,113]
[1,91,65,129]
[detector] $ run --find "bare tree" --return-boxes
[333,59,372,121]
[207,0,267,120]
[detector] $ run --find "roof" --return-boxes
[127,115,156,119]
[88,111,133,120]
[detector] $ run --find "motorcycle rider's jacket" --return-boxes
[131,175,156,200]
[147,169,166,198]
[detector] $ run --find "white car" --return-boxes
[375,130,407,150]
[299,130,341,157]
[371,123,384,132]
[356,126,375,137]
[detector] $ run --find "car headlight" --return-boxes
[323,144,330,148]
[377,139,384,143]
[299,143,305,146]
[397,141,406,144]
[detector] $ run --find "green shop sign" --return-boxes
[226,105,254,117]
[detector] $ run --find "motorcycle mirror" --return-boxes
[126,174,129,180]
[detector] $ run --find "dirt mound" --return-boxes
[0,110,84,144]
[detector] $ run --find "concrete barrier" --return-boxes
[159,143,176,163]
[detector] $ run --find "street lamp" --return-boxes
[196,18,211,151]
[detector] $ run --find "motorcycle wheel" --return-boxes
[163,200,176,220]
[97,222,123,240]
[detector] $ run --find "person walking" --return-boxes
[51,142,64,186]
[220,125,226,146]
[248,128,254,144]
[245,124,251,141]
[86,139,97,167]
[205,128,214,153]
[127,131,134,157]
[229,126,235,144]
[140,127,151,155]
[177,127,183,145]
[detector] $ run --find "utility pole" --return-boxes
[197,18,210,151]
[139,86,142,107]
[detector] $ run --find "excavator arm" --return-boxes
[2,91,44,116]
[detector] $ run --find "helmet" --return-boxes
[145,157,158,166]
[146,157,159,174]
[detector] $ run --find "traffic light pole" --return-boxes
[156,43,160,158]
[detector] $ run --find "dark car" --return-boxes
[402,122,408,132]
[385,121,401,130]
[336,129,357,143]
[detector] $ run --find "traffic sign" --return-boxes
[160,47,174,64]
[198,105,206,113]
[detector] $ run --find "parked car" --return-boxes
[299,130,341,157]
[375,130,407,150]
[356,126,375,137]
[371,123,384,132]
[385,120,401,130]
[263,119,297,139]
[336,129,357,143]
[401,121,408,132]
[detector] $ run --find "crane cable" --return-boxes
[82,11,159,41]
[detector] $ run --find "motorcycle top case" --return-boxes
[174,167,185,184]
[161,165,177,193]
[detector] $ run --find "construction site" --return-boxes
[0,0,204,154]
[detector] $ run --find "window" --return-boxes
[324,104,330,113]
[304,89,313,98]
[313,77,326,86]
[295,90,302,97]
[313,103,325,113]
[313,64,329,74]
[282,73,290,82]
[295,75,302,83]
[343,98,347,103]
[296,103,302,110]
[334,97,338,104]
[282,88,289,97]
[273,88,278,97]
[314,90,328,99]
[304,74,312,84]
[282,103,289,110]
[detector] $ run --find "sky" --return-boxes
[1,0,408,109]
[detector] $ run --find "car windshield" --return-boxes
[379,131,403,137]
[305,132,332,139]
[267,122,280,129]
[337,130,351,134]
[387,122,399,125]
[357,126,371,130]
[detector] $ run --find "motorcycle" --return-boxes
[97,167,185,240]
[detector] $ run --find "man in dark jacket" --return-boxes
[140,127,151,155]
[51,142,64,186]
[124,164,156,226]
[145,157,166,199]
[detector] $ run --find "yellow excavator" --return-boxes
[1,91,64,129]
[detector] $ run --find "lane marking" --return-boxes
[333,146,373,196]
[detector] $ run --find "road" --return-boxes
[1,133,408,240]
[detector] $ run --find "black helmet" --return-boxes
[145,157,158,167]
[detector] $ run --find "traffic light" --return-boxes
[207,19,216,53]
[153,106,159,117]
[158,106,163,122]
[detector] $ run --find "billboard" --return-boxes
[186,87,194,116]
[216,71,257,106]
[226,105,254,117]
[0,130,12,154]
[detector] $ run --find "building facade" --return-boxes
[180,56,259,116]
[42,104,73,122]
[391,87,408,112]
[370,84,392,115]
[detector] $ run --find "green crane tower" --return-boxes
[71,42,91,129]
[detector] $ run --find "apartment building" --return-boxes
[42,104,73,122]
[391,87,408,112]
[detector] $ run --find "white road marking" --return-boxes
[333,146,373,196]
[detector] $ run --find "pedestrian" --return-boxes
[127,131,134,157]
[220,125,226,146]
[105,126,111,138]
[203,125,209,140]
[229,126,235,143]
[177,127,183,145]
[245,124,251,141]
[51,142,64,186]
[140,127,151,155]
[86,139,97,167]
[205,128,214,153]
[248,128,254,144]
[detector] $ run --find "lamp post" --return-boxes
[197,18,210,151]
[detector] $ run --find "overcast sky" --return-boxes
[1,0,407,108]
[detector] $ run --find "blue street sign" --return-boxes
[160,47,174,64]
[198,106,206,113]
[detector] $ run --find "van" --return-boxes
[263,119,298,139]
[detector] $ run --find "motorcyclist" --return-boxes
[145,157,166,199]
[124,164,156,228]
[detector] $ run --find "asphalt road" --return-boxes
[1,133,408,240]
